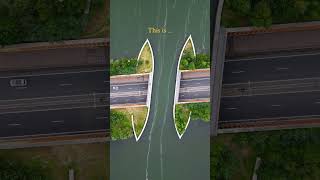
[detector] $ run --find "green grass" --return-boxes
[115,107,148,139]
[110,58,141,76]
[175,102,210,135]
[110,110,133,140]
[211,128,320,180]
[0,143,109,180]
[137,43,153,73]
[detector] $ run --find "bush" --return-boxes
[180,53,210,70]
[110,58,141,76]
[222,0,320,28]
[211,143,239,180]
[0,157,50,180]
[110,110,133,140]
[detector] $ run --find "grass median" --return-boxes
[111,106,148,140]
[179,39,210,70]
[175,102,210,135]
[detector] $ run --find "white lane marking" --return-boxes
[104,81,109,83]
[15,87,27,90]
[0,129,106,140]
[271,104,281,107]
[0,93,107,103]
[110,82,148,87]
[180,77,210,82]
[0,69,106,79]
[223,77,320,86]
[225,52,320,62]
[52,120,64,123]
[128,88,133,90]
[226,108,237,110]
[223,89,320,98]
[8,123,21,126]
[220,115,320,123]
[96,117,108,120]
[232,71,245,74]
[276,67,289,70]
[0,105,107,115]
[59,83,72,86]
[314,102,320,104]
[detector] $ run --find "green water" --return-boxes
[111,0,210,179]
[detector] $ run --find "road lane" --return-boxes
[110,71,210,106]
[220,91,320,122]
[0,68,108,100]
[0,107,108,138]
[223,53,320,84]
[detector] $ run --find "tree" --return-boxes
[227,0,251,15]
[250,0,272,27]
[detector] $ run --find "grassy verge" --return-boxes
[110,58,141,76]
[137,42,153,73]
[110,109,133,140]
[175,102,210,135]
[111,42,153,76]
[116,107,148,138]
[0,143,108,180]
[222,0,320,28]
[179,39,210,70]
[211,128,320,180]
[111,107,148,140]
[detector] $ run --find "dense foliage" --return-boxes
[188,103,211,122]
[175,105,190,134]
[211,128,320,180]
[211,143,239,180]
[180,53,210,70]
[0,0,94,46]
[110,110,133,140]
[175,103,210,135]
[222,0,320,27]
[110,58,142,76]
[0,157,50,180]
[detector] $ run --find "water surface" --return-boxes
[111,0,210,179]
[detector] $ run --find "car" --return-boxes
[112,86,119,90]
[10,79,27,87]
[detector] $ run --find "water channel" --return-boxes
[111,0,210,179]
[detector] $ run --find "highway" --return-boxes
[110,70,210,107]
[223,52,320,84]
[220,91,320,122]
[220,51,320,123]
[0,68,108,138]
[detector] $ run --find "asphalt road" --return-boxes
[110,75,210,106]
[179,77,210,101]
[0,107,108,138]
[221,51,320,123]
[220,91,320,122]
[0,68,108,138]
[223,53,320,84]
[110,80,148,106]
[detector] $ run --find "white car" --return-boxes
[112,86,119,90]
[10,79,27,87]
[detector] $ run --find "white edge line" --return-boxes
[174,35,195,139]
[133,39,154,141]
